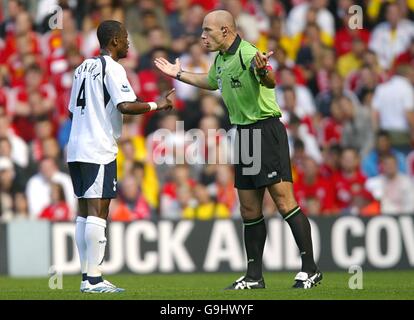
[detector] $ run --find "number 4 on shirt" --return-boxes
[76,78,86,114]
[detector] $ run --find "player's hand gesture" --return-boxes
[154,58,181,78]
[254,51,273,71]
[157,88,176,111]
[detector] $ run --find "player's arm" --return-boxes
[252,51,275,89]
[117,89,175,115]
[154,57,214,90]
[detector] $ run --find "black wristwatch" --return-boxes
[176,70,183,80]
[257,68,268,77]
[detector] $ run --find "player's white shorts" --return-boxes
[68,160,117,199]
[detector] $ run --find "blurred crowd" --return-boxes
[0,0,414,222]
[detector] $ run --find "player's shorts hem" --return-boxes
[68,160,117,199]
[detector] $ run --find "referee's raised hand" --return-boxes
[254,51,273,71]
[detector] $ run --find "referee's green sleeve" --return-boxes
[207,66,219,90]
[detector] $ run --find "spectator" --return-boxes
[256,17,293,61]
[12,192,28,220]
[0,137,28,189]
[340,95,374,156]
[369,3,414,70]
[287,0,335,44]
[337,37,366,78]
[317,97,344,147]
[169,3,205,54]
[224,0,260,44]
[334,7,371,57]
[30,116,55,162]
[333,147,373,214]
[1,11,42,85]
[25,157,75,219]
[196,94,230,131]
[135,26,174,71]
[276,67,316,118]
[286,112,322,164]
[174,41,211,103]
[320,144,342,178]
[0,0,25,39]
[311,47,336,95]
[205,164,238,215]
[295,23,328,75]
[362,130,407,178]
[147,111,183,183]
[273,43,305,85]
[372,64,414,153]
[347,65,380,103]
[294,157,337,215]
[315,71,359,118]
[10,63,56,142]
[182,183,230,220]
[41,137,67,172]
[111,174,152,221]
[137,47,175,134]
[0,157,21,221]
[39,182,71,221]
[394,36,414,69]
[0,111,29,168]
[366,154,414,214]
[160,164,196,219]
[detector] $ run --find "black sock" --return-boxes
[88,276,103,285]
[82,273,87,281]
[283,206,317,274]
[243,215,266,280]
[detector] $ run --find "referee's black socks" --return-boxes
[283,206,317,274]
[243,215,266,281]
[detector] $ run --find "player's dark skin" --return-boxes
[76,24,175,220]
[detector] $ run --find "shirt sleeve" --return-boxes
[207,64,218,90]
[68,72,78,113]
[105,62,137,106]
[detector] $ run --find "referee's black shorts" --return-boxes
[234,117,292,190]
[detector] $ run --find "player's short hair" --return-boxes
[97,20,123,49]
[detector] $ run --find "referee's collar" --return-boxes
[220,34,241,56]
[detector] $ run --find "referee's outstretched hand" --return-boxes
[157,88,176,111]
[154,57,181,79]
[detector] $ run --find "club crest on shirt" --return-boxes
[121,84,130,92]
[230,75,242,88]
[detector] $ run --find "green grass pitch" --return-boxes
[1,271,413,300]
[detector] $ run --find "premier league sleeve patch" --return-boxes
[121,84,131,92]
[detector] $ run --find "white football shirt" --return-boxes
[67,55,137,164]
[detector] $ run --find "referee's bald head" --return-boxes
[204,10,236,33]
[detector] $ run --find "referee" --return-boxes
[155,10,322,289]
